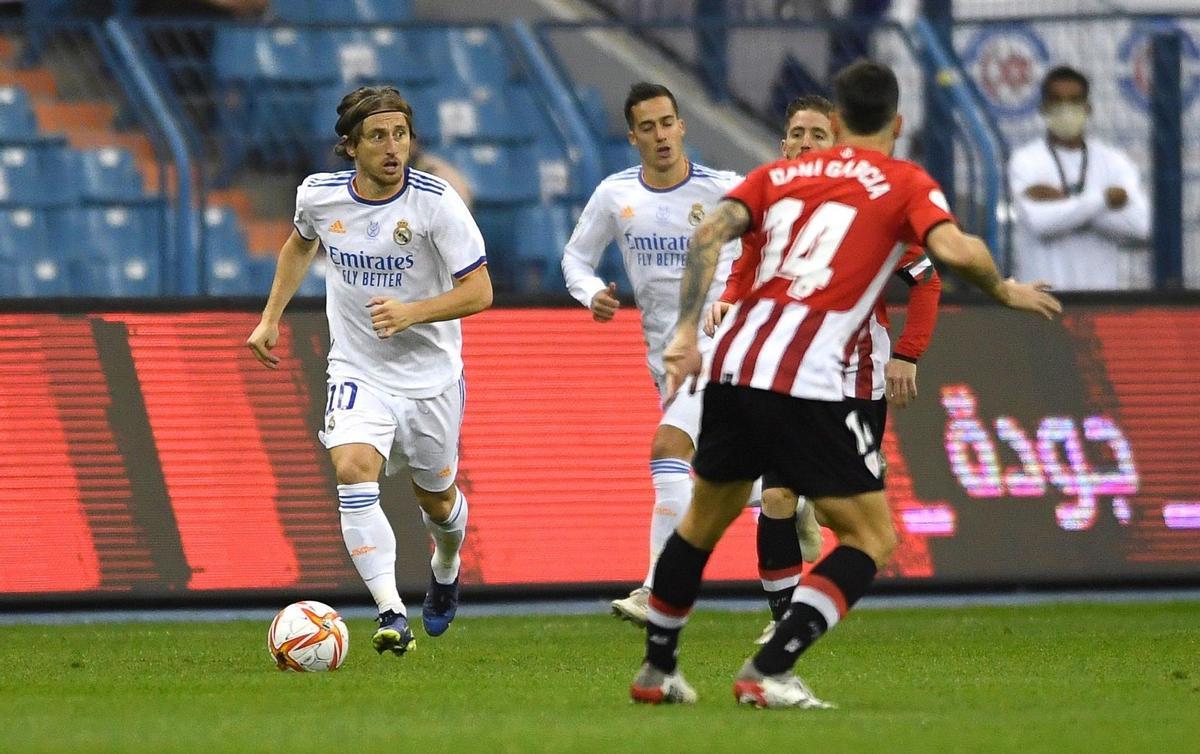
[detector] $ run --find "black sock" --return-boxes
[644,532,712,674]
[757,512,803,621]
[752,545,877,676]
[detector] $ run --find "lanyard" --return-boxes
[1047,140,1088,196]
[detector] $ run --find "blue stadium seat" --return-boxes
[271,0,413,23]
[0,205,67,297]
[77,147,147,203]
[0,86,37,140]
[323,29,436,86]
[69,204,163,263]
[212,27,334,85]
[511,203,572,293]
[247,256,278,295]
[425,82,532,145]
[38,143,80,205]
[0,145,53,206]
[203,205,254,296]
[441,143,539,204]
[68,256,160,297]
[471,205,516,268]
[441,27,512,90]
[531,136,580,202]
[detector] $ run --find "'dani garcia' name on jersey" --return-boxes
[328,244,415,288]
[769,156,892,200]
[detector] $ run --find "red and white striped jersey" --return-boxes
[710,146,954,401]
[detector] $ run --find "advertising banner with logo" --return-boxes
[1,303,1197,604]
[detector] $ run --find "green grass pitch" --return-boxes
[3,601,1198,753]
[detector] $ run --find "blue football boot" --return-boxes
[421,574,460,637]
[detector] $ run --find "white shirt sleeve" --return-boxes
[1091,147,1151,243]
[293,181,317,240]
[430,186,487,279]
[562,183,615,308]
[1009,146,1106,240]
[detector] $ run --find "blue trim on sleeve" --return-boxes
[453,256,487,278]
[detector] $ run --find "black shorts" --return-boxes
[761,396,887,491]
[694,384,885,499]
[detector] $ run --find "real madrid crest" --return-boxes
[326,414,336,431]
[688,203,705,227]
[393,220,412,246]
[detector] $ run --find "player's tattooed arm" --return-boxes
[677,200,751,332]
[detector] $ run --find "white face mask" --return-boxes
[1044,103,1088,141]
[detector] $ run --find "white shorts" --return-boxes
[318,376,464,492]
[658,381,705,447]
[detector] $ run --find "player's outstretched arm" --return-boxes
[246,230,321,369]
[924,223,1062,320]
[368,265,493,339]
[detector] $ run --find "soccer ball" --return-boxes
[267,600,349,672]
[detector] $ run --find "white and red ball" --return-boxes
[267,600,349,672]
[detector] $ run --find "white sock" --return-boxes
[421,487,468,585]
[644,458,693,588]
[338,482,405,615]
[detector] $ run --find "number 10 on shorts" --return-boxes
[326,382,358,413]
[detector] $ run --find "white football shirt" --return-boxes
[294,167,486,398]
[562,162,742,382]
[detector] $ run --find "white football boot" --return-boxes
[610,586,650,627]
[630,662,699,704]
[732,658,835,709]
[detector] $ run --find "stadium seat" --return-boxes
[0,205,67,297]
[531,135,579,201]
[68,255,161,297]
[69,204,163,265]
[247,256,278,295]
[471,205,516,271]
[425,82,533,145]
[77,147,147,204]
[441,27,513,90]
[203,205,254,296]
[441,143,539,205]
[323,29,436,86]
[0,145,54,206]
[511,203,572,293]
[212,27,334,85]
[0,86,37,140]
[271,0,413,24]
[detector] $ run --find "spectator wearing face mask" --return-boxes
[1008,66,1151,290]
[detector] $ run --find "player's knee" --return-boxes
[333,456,377,485]
[650,425,694,461]
[760,487,798,518]
[413,483,456,520]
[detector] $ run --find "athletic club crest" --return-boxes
[688,203,705,227]
[393,220,412,246]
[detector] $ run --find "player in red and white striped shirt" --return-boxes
[630,60,1060,708]
[705,95,943,643]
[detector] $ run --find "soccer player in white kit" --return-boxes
[246,86,492,657]
[562,83,742,625]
